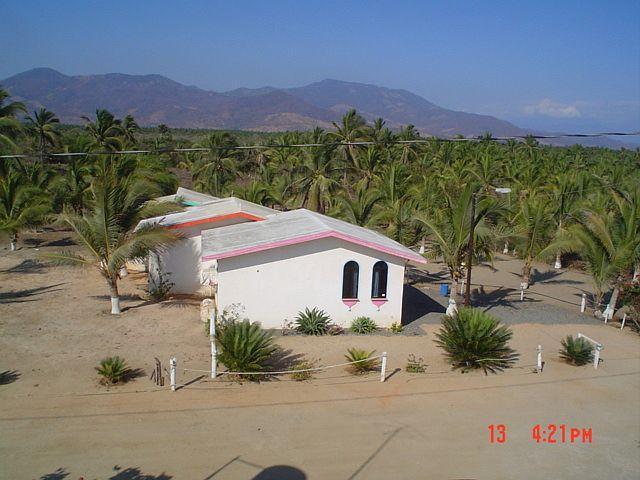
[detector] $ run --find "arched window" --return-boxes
[342,261,359,299]
[371,261,388,298]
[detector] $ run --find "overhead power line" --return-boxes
[0,131,638,160]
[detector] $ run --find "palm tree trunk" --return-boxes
[109,279,121,315]
[605,285,621,320]
[10,233,17,251]
[419,237,425,255]
[522,260,532,289]
[502,242,509,254]
[633,263,639,283]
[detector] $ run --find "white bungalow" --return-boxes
[142,192,426,328]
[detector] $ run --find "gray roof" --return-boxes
[201,209,426,264]
[138,197,277,229]
[155,187,219,205]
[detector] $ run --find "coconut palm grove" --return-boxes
[1,90,638,319]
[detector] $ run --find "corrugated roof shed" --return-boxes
[201,209,426,264]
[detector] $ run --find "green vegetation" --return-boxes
[405,354,427,373]
[344,348,379,374]
[96,356,132,385]
[295,307,331,335]
[350,316,378,334]
[435,308,518,374]
[290,359,317,381]
[559,336,594,366]
[390,322,403,334]
[216,320,278,379]
[0,86,638,317]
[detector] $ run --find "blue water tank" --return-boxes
[439,283,450,296]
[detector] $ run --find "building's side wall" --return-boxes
[205,237,406,329]
[150,218,256,295]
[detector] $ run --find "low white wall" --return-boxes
[205,237,406,329]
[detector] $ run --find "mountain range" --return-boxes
[1,68,629,147]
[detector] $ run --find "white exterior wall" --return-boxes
[150,219,255,295]
[204,237,406,329]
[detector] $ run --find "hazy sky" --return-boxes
[2,0,639,132]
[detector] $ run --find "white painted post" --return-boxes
[621,313,627,330]
[170,357,177,391]
[593,344,602,369]
[580,294,586,314]
[380,352,387,382]
[536,345,543,373]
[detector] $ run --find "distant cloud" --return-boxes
[523,98,582,118]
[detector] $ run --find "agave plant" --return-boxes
[350,316,378,334]
[295,307,331,335]
[345,348,379,374]
[434,307,518,374]
[96,356,131,385]
[559,336,594,366]
[216,320,278,378]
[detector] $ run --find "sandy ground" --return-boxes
[1,230,639,479]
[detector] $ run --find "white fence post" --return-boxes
[380,352,387,382]
[594,344,602,369]
[580,294,586,314]
[536,345,543,373]
[170,357,177,391]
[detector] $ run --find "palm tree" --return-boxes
[47,158,183,314]
[190,132,239,196]
[338,184,381,227]
[329,109,367,175]
[511,195,556,288]
[0,169,50,251]
[0,87,26,150]
[555,191,639,312]
[25,108,60,162]
[415,184,498,300]
[82,109,123,151]
[293,147,340,214]
[121,114,140,147]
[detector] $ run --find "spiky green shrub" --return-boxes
[434,307,518,374]
[295,307,331,335]
[559,335,594,366]
[345,348,379,374]
[96,356,131,385]
[290,359,317,381]
[216,320,278,378]
[350,316,378,334]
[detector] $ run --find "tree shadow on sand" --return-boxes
[109,466,172,479]
[0,370,20,385]
[39,468,69,480]
[0,283,66,304]
[1,259,48,274]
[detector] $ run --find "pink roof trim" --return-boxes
[202,230,427,264]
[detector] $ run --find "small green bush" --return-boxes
[216,320,278,379]
[96,356,131,385]
[350,316,378,334]
[290,359,317,381]
[405,354,427,373]
[435,307,518,374]
[345,348,379,374]
[559,335,594,366]
[295,307,331,335]
[390,322,403,334]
